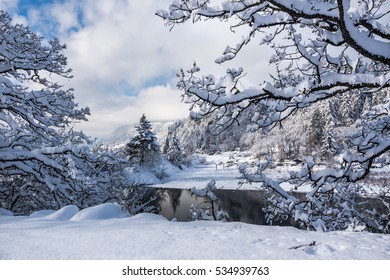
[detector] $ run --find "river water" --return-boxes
[140,187,388,231]
[145,188,269,224]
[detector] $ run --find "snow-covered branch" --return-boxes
[0,11,98,214]
[159,0,390,232]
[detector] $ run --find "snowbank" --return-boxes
[124,158,181,186]
[47,205,79,221]
[70,203,129,221]
[125,166,161,186]
[0,204,389,260]
[0,208,13,216]
[29,210,56,217]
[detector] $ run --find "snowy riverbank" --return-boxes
[1,203,389,260]
[2,153,389,260]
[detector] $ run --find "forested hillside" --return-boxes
[163,88,389,164]
[107,86,389,166]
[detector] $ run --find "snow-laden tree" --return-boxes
[0,11,155,216]
[167,132,184,167]
[158,0,390,232]
[0,11,103,214]
[125,114,160,165]
[306,108,325,156]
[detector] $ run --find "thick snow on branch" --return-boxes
[339,0,390,64]
[159,0,390,231]
[0,11,95,212]
[162,0,390,111]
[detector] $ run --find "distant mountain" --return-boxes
[103,121,174,148]
[103,88,389,164]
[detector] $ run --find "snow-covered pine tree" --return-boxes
[319,100,339,161]
[306,108,325,156]
[320,129,338,162]
[163,134,170,155]
[167,132,183,167]
[125,114,160,165]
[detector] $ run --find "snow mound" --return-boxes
[70,203,129,221]
[0,208,13,216]
[29,210,56,217]
[124,158,181,186]
[153,159,181,178]
[124,167,160,186]
[130,213,168,222]
[47,205,80,221]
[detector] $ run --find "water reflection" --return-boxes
[140,187,387,231]
[148,188,269,225]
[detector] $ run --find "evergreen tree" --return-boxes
[167,132,183,167]
[320,129,338,162]
[163,134,170,155]
[320,100,339,161]
[306,108,325,156]
[125,114,160,165]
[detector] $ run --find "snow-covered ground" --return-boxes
[155,152,390,195]
[1,152,389,260]
[155,163,249,190]
[153,152,307,192]
[1,203,389,260]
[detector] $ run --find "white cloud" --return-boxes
[75,84,189,138]
[50,1,81,33]
[64,0,239,86]
[0,0,18,11]
[17,0,275,138]
[0,0,28,25]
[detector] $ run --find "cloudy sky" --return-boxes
[1,0,272,138]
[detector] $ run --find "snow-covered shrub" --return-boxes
[241,159,390,233]
[189,180,230,222]
[117,187,156,216]
[89,145,161,216]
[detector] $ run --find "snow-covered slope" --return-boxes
[104,121,173,148]
[1,203,389,260]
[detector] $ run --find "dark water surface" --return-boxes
[146,188,269,225]
[142,187,387,230]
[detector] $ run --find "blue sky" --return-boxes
[0,0,271,138]
[19,0,57,12]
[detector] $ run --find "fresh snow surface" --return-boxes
[1,153,389,260]
[1,203,389,260]
[154,152,258,190]
[154,153,308,191]
[155,163,249,190]
[70,203,129,221]
[154,152,389,194]
[125,158,182,186]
